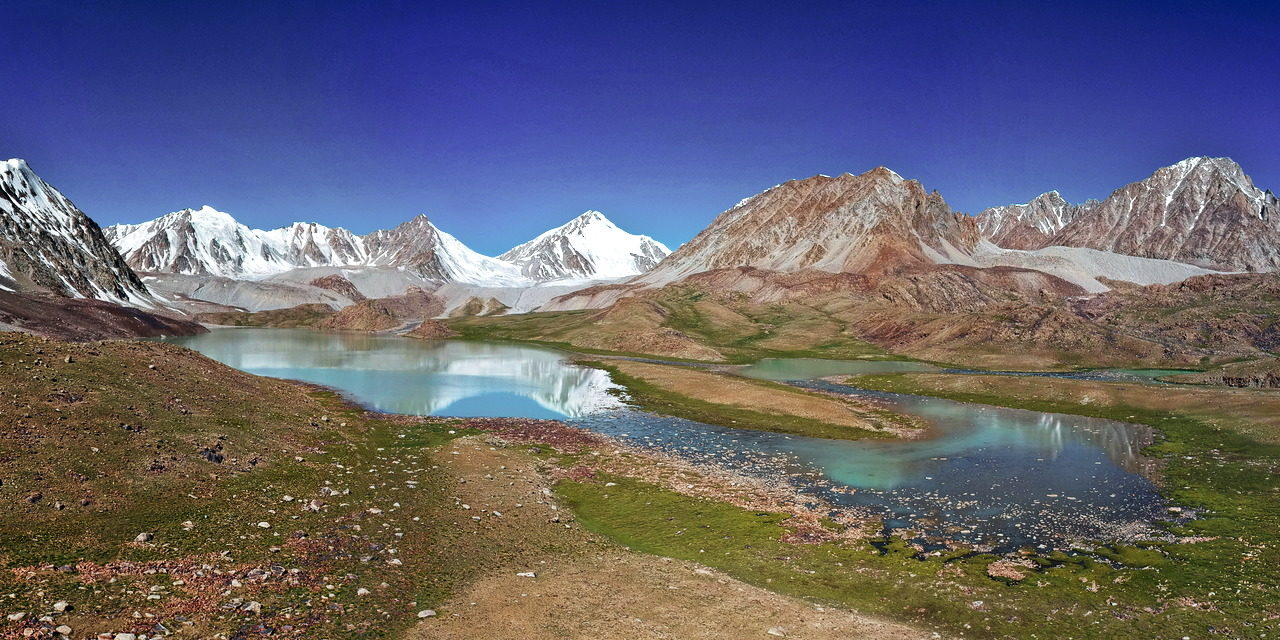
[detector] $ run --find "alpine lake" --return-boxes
[164,328,1179,552]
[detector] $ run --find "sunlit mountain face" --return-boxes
[163,329,624,419]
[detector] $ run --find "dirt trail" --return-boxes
[410,437,930,640]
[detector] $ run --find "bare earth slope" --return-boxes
[411,439,926,640]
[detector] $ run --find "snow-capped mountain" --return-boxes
[977,157,1280,272]
[0,158,154,305]
[361,214,528,285]
[498,210,670,281]
[107,206,311,278]
[105,208,525,284]
[107,208,667,287]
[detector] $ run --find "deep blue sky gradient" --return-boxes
[3,0,1276,254]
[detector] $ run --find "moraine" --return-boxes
[164,328,1170,552]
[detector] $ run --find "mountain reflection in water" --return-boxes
[165,329,622,418]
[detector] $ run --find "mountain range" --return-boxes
[976,156,1279,272]
[0,154,1275,346]
[105,206,670,287]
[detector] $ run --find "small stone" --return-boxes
[767,628,786,637]
[257,521,271,528]
[417,609,437,618]
[281,495,294,502]
[7,612,26,622]
[52,600,71,612]
[516,572,536,578]
[243,601,262,614]
[357,588,371,596]
[56,625,72,635]
[114,634,137,640]
[63,355,73,364]
[134,532,153,543]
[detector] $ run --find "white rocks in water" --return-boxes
[767,628,787,637]
[52,600,71,612]
[357,588,371,596]
[134,532,153,543]
[417,609,437,618]
[257,521,271,528]
[516,571,536,578]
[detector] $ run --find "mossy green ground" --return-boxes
[0,334,570,638]
[550,372,1280,639]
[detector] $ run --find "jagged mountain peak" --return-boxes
[0,158,155,304]
[499,210,671,282]
[978,157,1280,271]
[637,165,979,286]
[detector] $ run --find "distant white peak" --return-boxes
[2,158,31,172]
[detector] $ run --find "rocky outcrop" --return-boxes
[403,320,457,340]
[309,274,366,301]
[0,159,154,305]
[317,287,445,332]
[447,296,510,317]
[977,157,1280,272]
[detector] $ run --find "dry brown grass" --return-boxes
[611,360,880,432]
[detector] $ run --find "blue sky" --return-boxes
[3,0,1276,254]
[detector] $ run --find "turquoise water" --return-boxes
[164,329,621,419]
[166,330,1169,550]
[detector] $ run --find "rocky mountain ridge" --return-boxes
[637,167,981,286]
[977,157,1279,271]
[0,159,155,305]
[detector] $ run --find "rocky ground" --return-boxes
[0,292,205,341]
[411,439,923,640]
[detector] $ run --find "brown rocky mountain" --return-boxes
[638,168,982,286]
[977,157,1280,272]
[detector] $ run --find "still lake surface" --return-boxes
[166,328,1170,550]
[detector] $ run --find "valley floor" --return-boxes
[4,331,1280,639]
